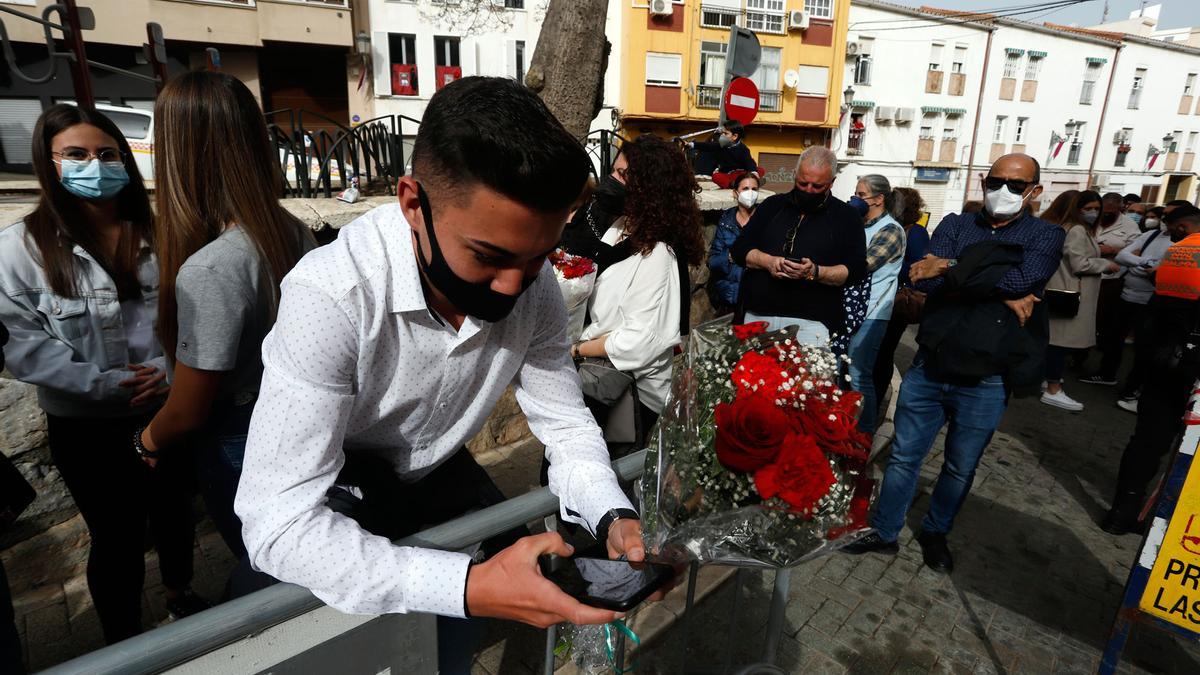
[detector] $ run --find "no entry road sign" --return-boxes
[724,77,760,126]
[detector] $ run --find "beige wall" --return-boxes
[1,0,351,48]
[187,49,262,103]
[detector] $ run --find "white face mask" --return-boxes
[1145,218,1161,229]
[1081,210,1099,225]
[983,186,1028,219]
[737,189,759,209]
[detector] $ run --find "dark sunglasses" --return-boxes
[983,176,1033,194]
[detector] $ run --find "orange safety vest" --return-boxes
[1155,232,1200,300]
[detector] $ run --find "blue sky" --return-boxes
[889,0,1200,31]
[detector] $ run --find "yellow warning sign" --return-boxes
[1140,442,1200,630]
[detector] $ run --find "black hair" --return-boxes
[724,120,746,140]
[1149,206,1165,216]
[1166,199,1193,208]
[1123,193,1141,203]
[412,76,590,214]
[1102,192,1124,204]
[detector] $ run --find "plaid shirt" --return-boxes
[916,210,1065,298]
[864,218,905,272]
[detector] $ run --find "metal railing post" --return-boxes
[60,0,94,106]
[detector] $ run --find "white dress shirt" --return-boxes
[579,224,682,413]
[234,203,633,619]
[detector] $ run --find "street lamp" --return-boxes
[841,85,856,113]
[355,31,371,55]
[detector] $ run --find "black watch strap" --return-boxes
[595,507,640,545]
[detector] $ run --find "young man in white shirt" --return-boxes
[234,77,647,670]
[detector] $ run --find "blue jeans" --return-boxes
[848,318,889,434]
[198,398,255,560]
[870,359,1008,542]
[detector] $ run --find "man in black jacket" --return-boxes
[844,154,1064,573]
[688,120,758,176]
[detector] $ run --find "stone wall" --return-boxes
[0,192,723,595]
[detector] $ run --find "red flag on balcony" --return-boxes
[1052,138,1066,159]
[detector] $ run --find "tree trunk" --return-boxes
[525,0,610,140]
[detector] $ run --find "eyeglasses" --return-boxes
[983,176,1033,194]
[53,148,125,164]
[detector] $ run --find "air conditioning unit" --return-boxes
[1094,173,1111,186]
[875,106,895,123]
[649,0,673,17]
[894,107,916,124]
[788,10,810,31]
[846,41,860,56]
[1112,130,1130,144]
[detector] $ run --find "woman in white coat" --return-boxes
[570,135,705,434]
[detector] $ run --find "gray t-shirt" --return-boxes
[175,224,315,403]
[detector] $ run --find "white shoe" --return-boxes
[1040,380,1048,392]
[1117,399,1138,414]
[1041,390,1084,412]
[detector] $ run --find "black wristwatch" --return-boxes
[133,426,159,461]
[595,507,640,545]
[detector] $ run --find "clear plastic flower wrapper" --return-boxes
[549,249,598,343]
[641,316,876,569]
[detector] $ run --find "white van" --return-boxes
[93,103,155,180]
[0,100,154,177]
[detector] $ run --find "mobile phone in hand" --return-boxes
[538,554,675,612]
[784,256,806,264]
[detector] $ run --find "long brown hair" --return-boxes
[26,105,153,299]
[620,134,705,266]
[1039,189,1080,228]
[153,71,309,362]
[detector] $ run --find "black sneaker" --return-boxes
[1078,374,1118,386]
[165,590,213,621]
[841,531,899,556]
[915,530,954,573]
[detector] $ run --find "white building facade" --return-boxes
[835,0,1200,229]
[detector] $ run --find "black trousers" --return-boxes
[45,413,196,644]
[872,318,910,419]
[0,557,21,674]
[1098,298,1149,381]
[1113,374,1194,498]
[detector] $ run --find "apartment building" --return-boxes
[834,1,1200,229]
[609,0,851,193]
[0,0,356,169]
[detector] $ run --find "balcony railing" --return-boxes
[760,90,782,113]
[697,84,723,109]
[1080,80,1096,104]
[847,128,865,155]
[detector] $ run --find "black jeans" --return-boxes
[0,557,21,674]
[872,318,910,419]
[45,413,196,644]
[1113,373,1194,498]
[1099,299,1148,381]
[1045,345,1076,383]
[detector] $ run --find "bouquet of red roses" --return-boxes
[548,249,597,342]
[641,317,875,568]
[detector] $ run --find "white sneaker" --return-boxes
[1041,389,1084,412]
[1040,380,1048,392]
[1117,399,1138,414]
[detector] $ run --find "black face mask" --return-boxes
[594,174,627,214]
[792,188,829,213]
[1101,212,1118,226]
[415,184,535,323]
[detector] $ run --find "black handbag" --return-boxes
[1044,288,1081,318]
[0,453,35,533]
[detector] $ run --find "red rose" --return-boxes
[714,395,793,473]
[732,321,769,340]
[731,350,789,396]
[795,392,870,461]
[753,432,837,513]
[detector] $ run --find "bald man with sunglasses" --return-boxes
[844,154,1065,573]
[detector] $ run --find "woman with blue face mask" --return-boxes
[0,105,207,643]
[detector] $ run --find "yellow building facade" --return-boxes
[616,0,850,189]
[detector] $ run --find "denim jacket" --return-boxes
[707,207,746,307]
[0,220,166,418]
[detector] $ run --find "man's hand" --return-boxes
[1100,244,1120,257]
[1003,294,1039,327]
[909,254,951,282]
[465,533,624,629]
[121,363,169,406]
[768,256,807,280]
[606,518,646,562]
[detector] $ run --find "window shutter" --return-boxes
[373,31,392,96]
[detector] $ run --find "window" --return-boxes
[1015,117,1028,144]
[751,47,782,111]
[1187,73,1197,96]
[1171,130,1183,152]
[1189,132,1199,153]
[746,0,785,34]
[1115,147,1129,167]
[1129,68,1146,109]
[919,113,937,139]
[1002,51,1021,79]
[502,0,524,7]
[929,43,944,72]
[697,41,726,108]
[805,0,833,19]
[1024,55,1043,81]
[434,36,460,67]
[385,33,418,96]
[104,110,152,140]
[508,40,526,83]
[1081,60,1102,104]
[796,65,829,96]
[952,45,967,74]
[854,54,872,86]
[646,52,682,87]
[1067,123,1084,165]
[942,115,959,141]
[700,5,740,29]
[993,115,1007,143]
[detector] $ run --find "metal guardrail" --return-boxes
[40,449,649,675]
